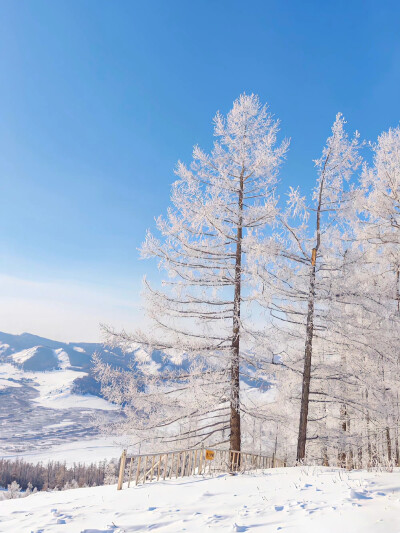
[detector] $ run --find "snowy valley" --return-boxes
[0,331,125,463]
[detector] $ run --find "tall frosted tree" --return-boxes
[96,94,288,453]
[250,114,362,462]
[356,125,400,464]
[295,114,362,461]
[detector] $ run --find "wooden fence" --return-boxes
[117,447,285,490]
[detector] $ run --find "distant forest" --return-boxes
[0,458,119,492]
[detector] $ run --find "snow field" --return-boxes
[1,467,400,532]
[0,362,116,411]
[2,436,126,466]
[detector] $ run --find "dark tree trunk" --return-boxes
[386,427,392,463]
[322,447,329,466]
[297,253,316,462]
[338,403,348,468]
[296,152,328,462]
[230,169,244,456]
[366,390,372,466]
[358,446,363,469]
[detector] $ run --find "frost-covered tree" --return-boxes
[294,114,362,462]
[95,93,288,454]
[103,462,118,485]
[7,480,22,499]
[250,114,362,462]
[354,125,400,466]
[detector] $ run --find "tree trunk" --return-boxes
[296,153,327,462]
[338,403,348,468]
[358,446,363,469]
[365,389,372,466]
[386,426,392,463]
[322,446,329,466]
[230,169,244,455]
[297,253,316,462]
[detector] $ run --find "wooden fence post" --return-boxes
[117,449,127,490]
[157,455,161,481]
[150,455,156,482]
[135,455,142,486]
[127,457,134,488]
[199,447,204,474]
[143,456,148,484]
[163,454,168,480]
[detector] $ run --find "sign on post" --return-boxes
[205,449,215,460]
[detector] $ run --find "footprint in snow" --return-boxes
[274,505,284,512]
[210,514,228,521]
[233,524,249,532]
[350,489,372,500]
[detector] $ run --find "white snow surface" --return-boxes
[1,467,400,532]
[54,348,70,370]
[70,346,86,353]
[3,436,126,466]
[0,362,116,411]
[0,377,20,390]
[11,346,41,364]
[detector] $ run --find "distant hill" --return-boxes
[0,330,196,457]
[0,331,128,457]
[0,331,271,459]
[0,330,131,376]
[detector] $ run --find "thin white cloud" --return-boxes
[0,274,144,342]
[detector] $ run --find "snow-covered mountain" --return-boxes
[0,331,107,371]
[0,332,273,463]
[0,331,206,462]
[0,331,127,459]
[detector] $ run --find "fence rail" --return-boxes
[117,447,285,490]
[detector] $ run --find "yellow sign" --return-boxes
[205,450,215,460]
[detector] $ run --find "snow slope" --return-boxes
[2,436,127,466]
[0,363,116,411]
[0,332,126,458]
[1,467,400,532]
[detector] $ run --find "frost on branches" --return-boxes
[95,97,400,468]
[249,114,364,464]
[94,94,288,455]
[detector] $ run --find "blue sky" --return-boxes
[1,0,400,341]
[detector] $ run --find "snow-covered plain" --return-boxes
[1,467,400,532]
[0,362,116,411]
[2,436,127,466]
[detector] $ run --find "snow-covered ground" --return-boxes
[0,362,115,411]
[2,436,126,466]
[1,467,400,532]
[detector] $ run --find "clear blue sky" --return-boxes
[1,0,399,341]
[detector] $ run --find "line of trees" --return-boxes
[94,94,400,467]
[0,458,118,492]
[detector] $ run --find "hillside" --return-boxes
[0,331,127,461]
[0,331,274,463]
[1,467,399,532]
